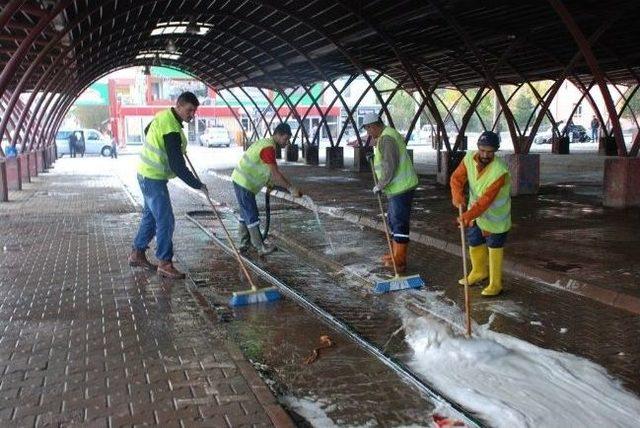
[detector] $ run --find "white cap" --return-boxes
[361,113,381,128]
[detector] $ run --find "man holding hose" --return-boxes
[128,91,208,279]
[231,123,303,255]
[450,131,511,296]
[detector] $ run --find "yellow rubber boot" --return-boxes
[482,247,504,296]
[458,244,488,286]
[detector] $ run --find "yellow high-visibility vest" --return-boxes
[137,109,186,180]
[463,151,511,233]
[373,126,418,195]
[231,138,277,194]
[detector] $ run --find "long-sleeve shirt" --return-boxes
[450,154,507,228]
[145,108,202,189]
[376,135,400,188]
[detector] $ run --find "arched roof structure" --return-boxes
[1,0,640,157]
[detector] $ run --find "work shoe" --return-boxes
[248,226,276,256]
[482,247,503,296]
[128,249,156,271]
[381,242,395,265]
[238,222,251,253]
[458,244,489,286]
[157,261,186,279]
[385,241,408,273]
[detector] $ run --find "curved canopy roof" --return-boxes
[2,0,640,96]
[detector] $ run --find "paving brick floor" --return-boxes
[0,162,291,427]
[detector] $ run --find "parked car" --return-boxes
[199,126,232,147]
[565,124,591,143]
[56,129,113,157]
[533,129,554,145]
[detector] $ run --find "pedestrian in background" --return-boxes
[590,115,600,142]
[68,132,77,158]
[108,130,118,159]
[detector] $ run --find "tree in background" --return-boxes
[620,89,640,128]
[69,105,109,130]
[376,76,416,131]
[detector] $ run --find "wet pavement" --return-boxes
[2,147,640,427]
[176,147,640,393]
[204,148,640,307]
[0,161,291,427]
[173,147,640,425]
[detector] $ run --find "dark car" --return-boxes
[565,124,591,143]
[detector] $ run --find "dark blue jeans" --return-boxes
[467,223,508,248]
[234,182,260,227]
[387,189,415,243]
[133,175,175,261]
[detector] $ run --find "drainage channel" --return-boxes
[186,209,485,428]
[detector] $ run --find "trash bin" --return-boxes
[552,136,570,154]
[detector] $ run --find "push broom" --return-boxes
[185,155,280,307]
[458,205,473,337]
[369,159,425,294]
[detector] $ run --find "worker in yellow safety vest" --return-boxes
[362,113,419,272]
[129,92,208,279]
[450,131,511,296]
[231,123,303,255]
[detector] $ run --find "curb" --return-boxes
[206,170,640,315]
[265,189,640,316]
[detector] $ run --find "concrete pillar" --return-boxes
[5,157,21,191]
[353,146,373,172]
[325,147,344,169]
[603,158,640,207]
[437,151,466,185]
[304,145,319,165]
[551,136,570,154]
[599,136,617,156]
[0,160,8,202]
[18,154,30,183]
[503,153,540,195]
[36,149,45,172]
[286,144,299,162]
[46,146,54,168]
[44,147,51,169]
[29,152,38,177]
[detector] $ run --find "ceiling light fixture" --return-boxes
[166,39,177,53]
[186,18,200,35]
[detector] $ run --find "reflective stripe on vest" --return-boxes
[373,126,419,196]
[231,138,276,194]
[463,151,511,233]
[137,109,186,180]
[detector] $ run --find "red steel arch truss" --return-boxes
[1,0,640,161]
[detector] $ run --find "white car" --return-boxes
[199,126,232,147]
[56,129,113,156]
